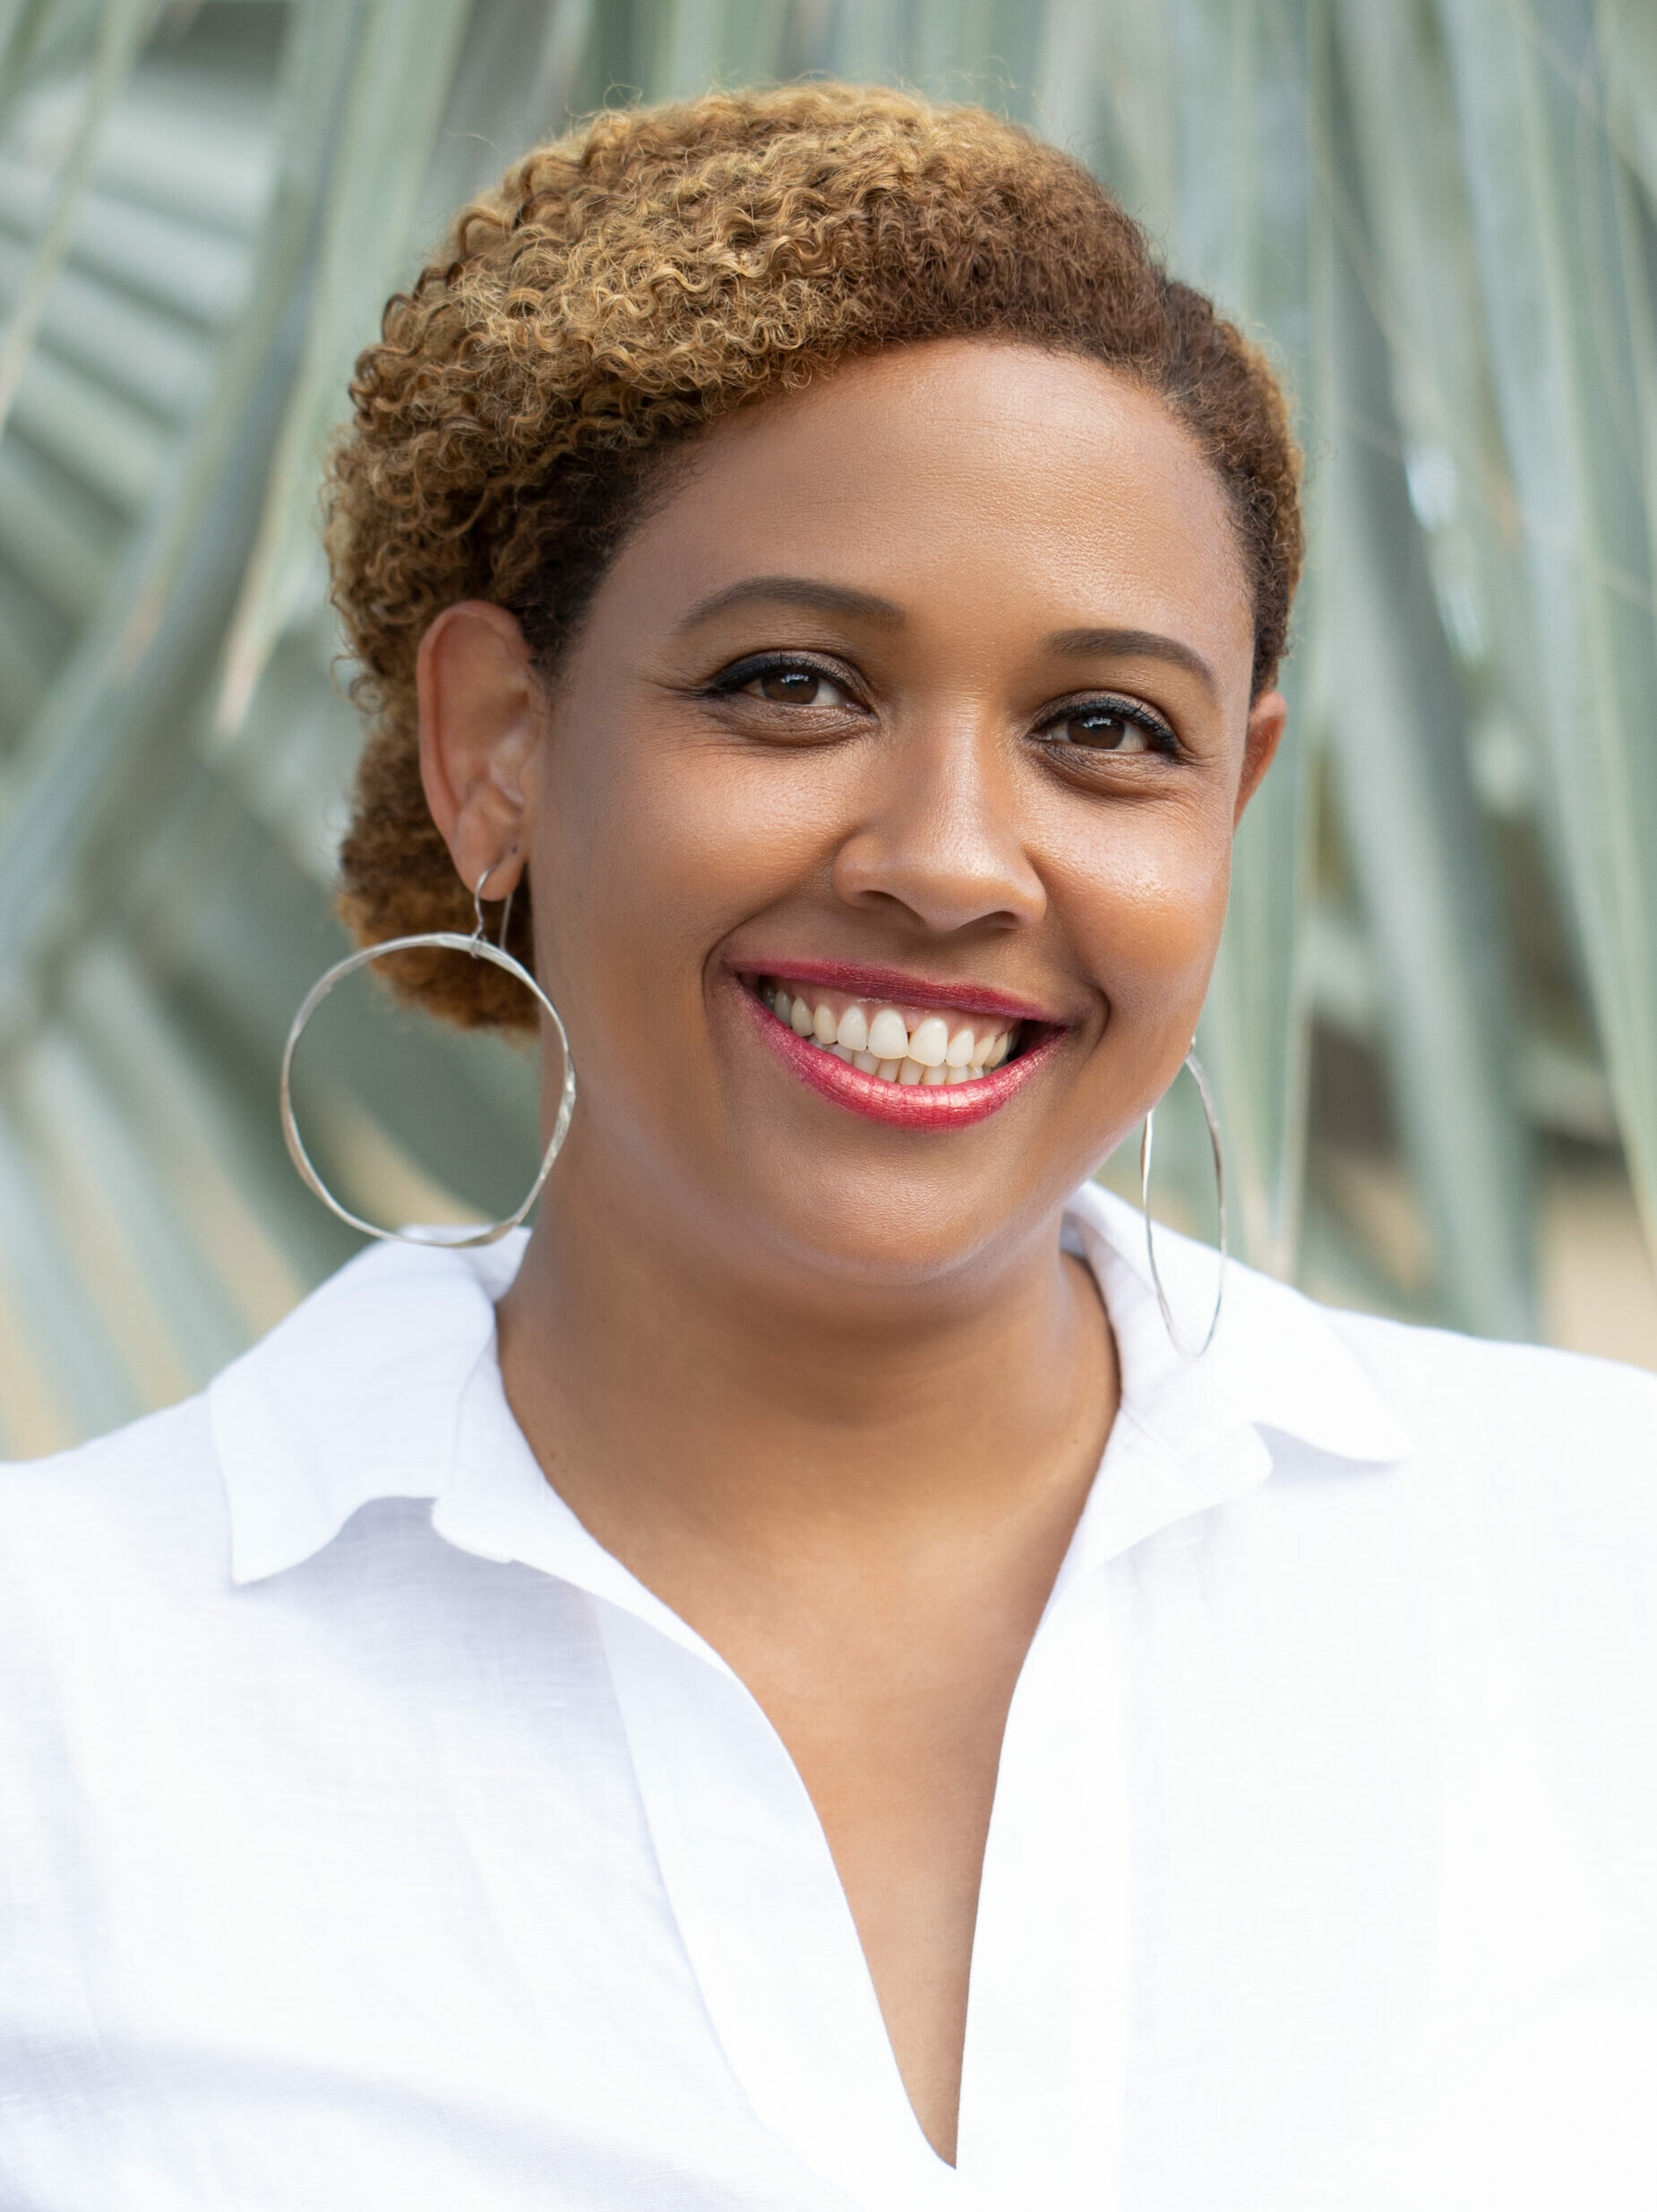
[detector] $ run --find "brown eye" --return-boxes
[1052,706,1154,751]
[743,667,848,706]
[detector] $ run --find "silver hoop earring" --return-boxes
[1139,1049,1226,1357]
[279,863,576,1247]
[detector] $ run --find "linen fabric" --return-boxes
[3,1180,1655,2211]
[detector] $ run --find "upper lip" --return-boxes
[727,957,1069,1026]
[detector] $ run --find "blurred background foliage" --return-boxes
[0,0,1654,1454]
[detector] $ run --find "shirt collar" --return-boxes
[1066,1179,1408,1468]
[210,1181,1407,1595]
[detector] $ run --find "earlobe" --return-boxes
[416,600,541,896]
[1234,689,1288,825]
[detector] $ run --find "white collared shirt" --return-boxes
[4,1181,1656,2211]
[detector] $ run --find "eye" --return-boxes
[709,652,859,709]
[700,651,868,742]
[1040,698,1174,756]
[744,667,848,706]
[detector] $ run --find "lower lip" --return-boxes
[736,984,1062,1128]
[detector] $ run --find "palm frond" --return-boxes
[2,0,1653,1448]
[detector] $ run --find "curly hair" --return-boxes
[328,82,1302,1030]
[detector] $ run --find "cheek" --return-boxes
[531,715,836,998]
[1051,797,1234,1024]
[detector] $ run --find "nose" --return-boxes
[830,717,1046,937]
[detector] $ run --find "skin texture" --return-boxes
[416,339,1285,2163]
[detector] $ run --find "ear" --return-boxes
[1234,688,1287,826]
[416,601,541,901]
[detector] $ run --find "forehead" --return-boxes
[611,339,1256,701]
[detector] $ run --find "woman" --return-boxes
[4,84,1655,2212]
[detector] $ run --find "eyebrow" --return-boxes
[674,576,906,632]
[1044,626,1219,700]
[674,582,1219,699]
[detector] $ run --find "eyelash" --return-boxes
[707,652,859,704]
[707,654,1181,758]
[1035,694,1181,759]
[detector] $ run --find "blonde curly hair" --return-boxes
[328,82,1302,1030]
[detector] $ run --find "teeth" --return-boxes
[909,1015,949,1068]
[867,1007,909,1061]
[762,981,1022,1089]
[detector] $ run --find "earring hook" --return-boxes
[473,856,517,951]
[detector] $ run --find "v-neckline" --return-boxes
[428,1204,1275,2208]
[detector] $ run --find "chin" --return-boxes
[718,1148,1045,1298]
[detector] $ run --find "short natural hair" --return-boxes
[328,82,1302,1030]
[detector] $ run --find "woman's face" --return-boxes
[436,339,1284,1293]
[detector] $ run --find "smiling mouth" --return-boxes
[734,970,1062,1127]
[754,977,1025,1085]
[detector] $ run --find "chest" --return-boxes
[9,1509,1652,2212]
[751,1633,1029,2162]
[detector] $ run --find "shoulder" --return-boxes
[0,1230,528,1649]
[0,1394,231,1678]
[1271,1307,1657,1667]
[1331,1315,1657,1653]
[1325,1303,1657,1489]
[1070,1178,1655,1494]
[0,1393,227,1559]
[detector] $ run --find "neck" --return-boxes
[495,1140,1118,1601]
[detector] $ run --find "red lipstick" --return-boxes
[735,982,1061,1128]
[732,958,1059,1027]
